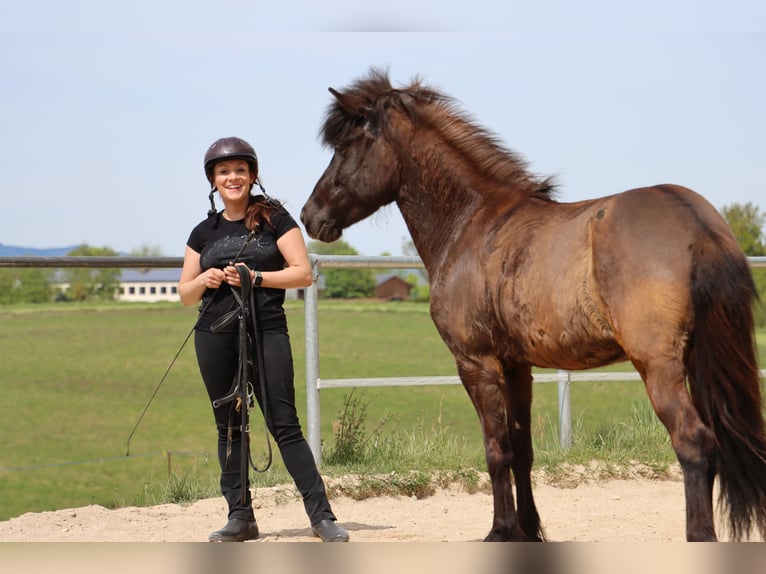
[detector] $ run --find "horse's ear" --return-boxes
[329,87,369,118]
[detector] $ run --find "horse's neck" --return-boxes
[395,149,513,271]
[396,188,471,271]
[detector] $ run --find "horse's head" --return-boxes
[301,71,404,243]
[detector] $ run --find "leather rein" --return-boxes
[210,264,273,503]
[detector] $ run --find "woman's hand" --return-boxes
[200,267,227,289]
[222,263,253,288]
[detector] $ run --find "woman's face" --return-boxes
[212,159,254,203]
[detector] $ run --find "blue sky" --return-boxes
[1,1,764,256]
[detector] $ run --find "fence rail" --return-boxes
[303,255,766,464]
[2,254,766,465]
[0,256,185,268]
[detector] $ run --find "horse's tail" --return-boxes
[687,245,766,540]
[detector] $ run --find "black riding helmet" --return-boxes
[204,137,259,184]
[204,137,277,217]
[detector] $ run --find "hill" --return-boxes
[0,243,82,257]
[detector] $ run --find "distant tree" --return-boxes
[404,271,430,302]
[306,239,376,298]
[721,202,766,327]
[19,268,54,302]
[0,270,18,304]
[129,244,164,257]
[722,202,765,256]
[0,268,54,304]
[129,244,165,273]
[63,245,121,302]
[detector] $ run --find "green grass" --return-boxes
[0,301,763,520]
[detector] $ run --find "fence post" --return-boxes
[557,369,572,449]
[304,258,322,466]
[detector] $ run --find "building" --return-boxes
[118,268,181,302]
[50,268,181,302]
[374,274,413,301]
[53,265,402,303]
[116,268,300,302]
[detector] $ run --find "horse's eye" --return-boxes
[334,137,356,154]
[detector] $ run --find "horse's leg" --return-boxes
[503,363,544,541]
[634,357,717,541]
[457,356,523,541]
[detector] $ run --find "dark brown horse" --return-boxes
[300,69,766,542]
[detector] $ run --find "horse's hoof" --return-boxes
[483,531,509,542]
[687,531,717,542]
[484,527,540,542]
[484,528,521,542]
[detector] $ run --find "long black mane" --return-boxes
[321,68,557,201]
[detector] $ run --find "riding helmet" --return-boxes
[204,137,259,183]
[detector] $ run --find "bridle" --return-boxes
[210,264,273,503]
[126,231,273,504]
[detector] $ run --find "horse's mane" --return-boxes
[321,68,557,201]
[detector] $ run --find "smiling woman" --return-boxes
[174,136,349,543]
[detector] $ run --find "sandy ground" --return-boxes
[0,475,696,543]
[4,474,765,574]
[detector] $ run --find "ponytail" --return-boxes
[245,180,282,232]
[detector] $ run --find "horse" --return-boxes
[300,68,766,542]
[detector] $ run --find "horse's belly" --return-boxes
[522,330,627,370]
[489,278,625,368]
[528,343,627,370]
[500,308,626,369]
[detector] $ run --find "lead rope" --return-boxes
[126,229,256,456]
[211,264,273,504]
[245,268,273,476]
[232,263,273,475]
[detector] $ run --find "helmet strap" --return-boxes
[255,180,281,206]
[207,188,217,216]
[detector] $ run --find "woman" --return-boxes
[178,136,349,543]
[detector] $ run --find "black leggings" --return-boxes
[194,328,335,525]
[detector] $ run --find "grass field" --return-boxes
[1,300,764,520]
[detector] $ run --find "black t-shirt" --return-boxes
[187,207,299,333]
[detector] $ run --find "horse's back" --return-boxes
[450,184,742,370]
[591,184,741,291]
[586,184,744,360]
[595,184,734,252]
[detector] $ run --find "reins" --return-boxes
[125,230,265,462]
[210,264,273,503]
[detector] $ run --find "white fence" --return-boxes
[1,254,765,466]
[303,255,766,466]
